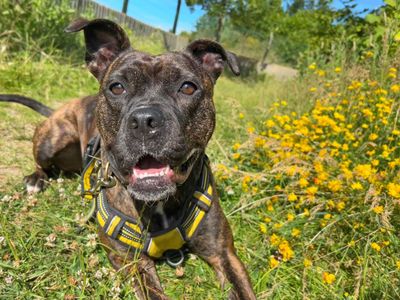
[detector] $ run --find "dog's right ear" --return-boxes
[65,18,131,80]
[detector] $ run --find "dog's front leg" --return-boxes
[201,248,257,300]
[108,252,170,300]
[191,203,257,300]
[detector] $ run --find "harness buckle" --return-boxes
[164,249,185,268]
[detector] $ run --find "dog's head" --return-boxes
[67,18,239,202]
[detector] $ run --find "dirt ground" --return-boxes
[261,63,298,79]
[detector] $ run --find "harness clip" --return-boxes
[164,249,185,268]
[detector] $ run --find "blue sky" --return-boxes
[94,0,204,33]
[94,0,384,33]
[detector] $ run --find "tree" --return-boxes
[172,0,182,34]
[288,0,305,15]
[186,0,233,42]
[122,0,129,14]
[231,0,284,66]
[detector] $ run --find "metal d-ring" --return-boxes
[101,176,116,188]
[165,249,185,268]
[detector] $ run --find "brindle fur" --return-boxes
[26,95,98,192]
[0,94,99,192]
[68,18,255,300]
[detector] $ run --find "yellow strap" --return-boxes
[82,160,96,200]
[186,209,206,238]
[194,191,212,207]
[94,158,214,258]
[97,211,106,227]
[147,228,185,258]
[105,215,121,237]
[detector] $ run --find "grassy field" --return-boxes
[1,45,400,299]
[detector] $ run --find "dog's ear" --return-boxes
[186,39,240,81]
[65,18,131,80]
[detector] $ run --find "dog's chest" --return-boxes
[154,202,169,228]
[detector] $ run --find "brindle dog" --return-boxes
[1,17,257,299]
[0,94,98,193]
[66,18,256,300]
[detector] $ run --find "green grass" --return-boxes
[0,49,298,299]
[1,48,399,299]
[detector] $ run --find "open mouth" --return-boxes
[131,155,174,183]
[127,150,199,202]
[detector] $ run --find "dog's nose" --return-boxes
[130,107,165,137]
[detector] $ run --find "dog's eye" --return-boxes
[179,82,197,95]
[109,82,125,95]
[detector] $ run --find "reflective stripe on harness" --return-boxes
[81,147,214,259]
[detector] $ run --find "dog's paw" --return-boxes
[24,171,48,193]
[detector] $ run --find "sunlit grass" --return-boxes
[1,50,399,299]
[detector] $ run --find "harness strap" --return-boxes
[81,135,101,201]
[81,143,214,259]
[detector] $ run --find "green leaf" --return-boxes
[375,25,386,38]
[394,31,400,41]
[384,0,396,7]
[365,14,380,24]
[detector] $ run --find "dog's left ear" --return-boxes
[186,39,240,82]
[65,18,131,80]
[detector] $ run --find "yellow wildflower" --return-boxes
[351,182,363,190]
[309,87,317,93]
[247,127,255,134]
[232,153,241,160]
[365,51,373,58]
[270,234,281,246]
[388,182,400,198]
[369,133,378,141]
[336,201,346,211]
[303,208,310,217]
[259,223,267,234]
[288,193,298,202]
[287,213,295,221]
[306,186,318,196]
[372,205,384,214]
[239,112,244,119]
[298,178,309,188]
[322,272,336,284]
[327,180,342,192]
[391,84,400,93]
[264,217,272,223]
[304,258,312,268]
[232,143,241,151]
[264,119,276,128]
[371,159,379,166]
[269,256,279,269]
[354,164,373,179]
[254,137,266,148]
[278,240,294,261]
[291,228,301,237]
[334,67,342,73]
[371,242,381,252]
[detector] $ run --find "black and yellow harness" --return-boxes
[81,137,214,263]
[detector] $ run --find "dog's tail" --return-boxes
[0,94,54,117]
